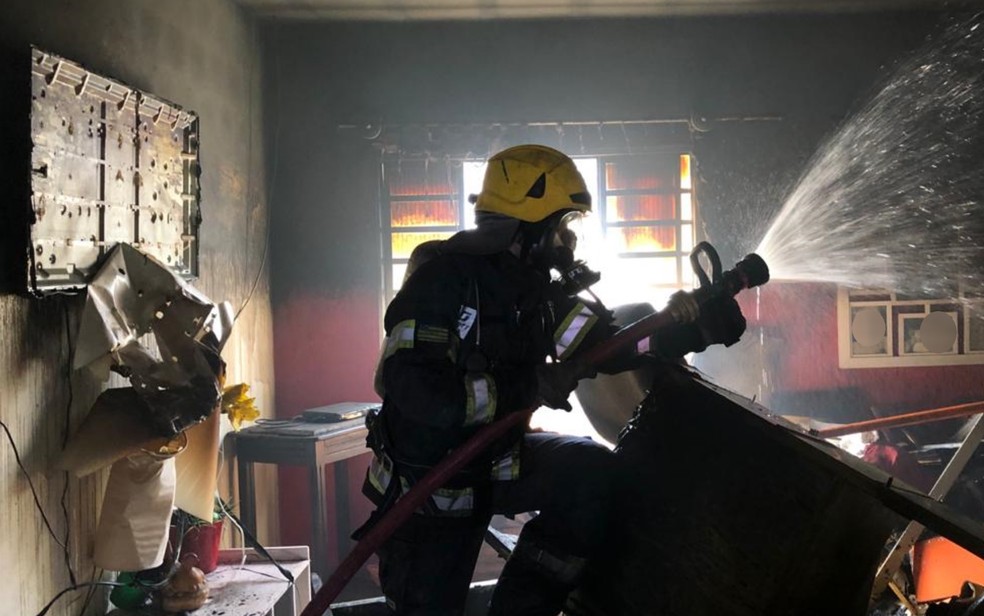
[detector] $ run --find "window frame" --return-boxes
[595,153,698,292]
[380,158,465,301]
[380,151,700,302]
[837,286,984,368]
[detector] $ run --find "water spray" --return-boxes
[753,14,984,296]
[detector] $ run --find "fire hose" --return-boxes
[301,243,769,616]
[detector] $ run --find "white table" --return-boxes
[191,546,311,616]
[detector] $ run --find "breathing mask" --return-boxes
[523,211,602,295]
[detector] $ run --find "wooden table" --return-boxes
[235,418,369,579]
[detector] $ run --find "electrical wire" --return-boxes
[59,463,74,584]
[202,438,295,584]
[217,490,249,575]
[216,443,248,574]
[34,582,125,616]
[61,302,78,587]
[235,19,280,323]
[0,420,66,549]
[241,566,293,582]
[184,438,293,585]
[241,16,256,312]
[2,302,84,614]
[225,507,295,585]
[76,567,101,616]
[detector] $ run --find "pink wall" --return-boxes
[272,290,381,570]
[271,281,984,573]
[743,282,984,412]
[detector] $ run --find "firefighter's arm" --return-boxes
[648,294,747,359]
[534,288,611,411]
[549,286,637,376]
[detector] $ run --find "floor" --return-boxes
[332,514,527,603]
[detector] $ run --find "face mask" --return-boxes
[526,212,601,294]
[525,212,578,271]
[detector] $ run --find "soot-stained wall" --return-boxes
[0,2,275,614]
[264,10,964,573]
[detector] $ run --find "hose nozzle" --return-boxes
[729,252,770,294]
[691,242,770,303]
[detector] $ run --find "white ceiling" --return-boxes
[236,0,947,20]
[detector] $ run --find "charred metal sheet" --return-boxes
[569,368,984,616]
[28,47,200,295]
[72,243,233,435]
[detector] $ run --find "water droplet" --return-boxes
[754,14,984,300]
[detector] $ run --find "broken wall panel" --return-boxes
[28,46,200,294]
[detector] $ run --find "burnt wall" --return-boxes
[0,2,276,614]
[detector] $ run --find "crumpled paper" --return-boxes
[63,243,236,568]
[93,451,178,571]
[74,243,233,435]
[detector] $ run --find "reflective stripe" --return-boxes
[382,320,416,360]
[369,452,477,515]
[368,453,395,496]
[464,373,496,426]
[430,486,475,515]
[417,325,450,344]
[490,443,521,481]
[554,303,599,360]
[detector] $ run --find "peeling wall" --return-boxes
[0,2,275,614]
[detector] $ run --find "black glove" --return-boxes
[535,360,597,411]
[651,296,747,358]
[666,289,699,324]
[699,295,747,347]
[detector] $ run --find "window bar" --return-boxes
[677,154,687,286]
[596,157,608,241]
[381,158,394,299]
[457,161,467,231]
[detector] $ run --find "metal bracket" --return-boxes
[871,412,984,599]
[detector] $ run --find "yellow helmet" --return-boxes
[473,145,592,223]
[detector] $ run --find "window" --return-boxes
[381,153,698,306]
[593,154,697,308]
[837,287,984,368]
[382,158,461,296]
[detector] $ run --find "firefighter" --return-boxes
[360,144,720,615]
